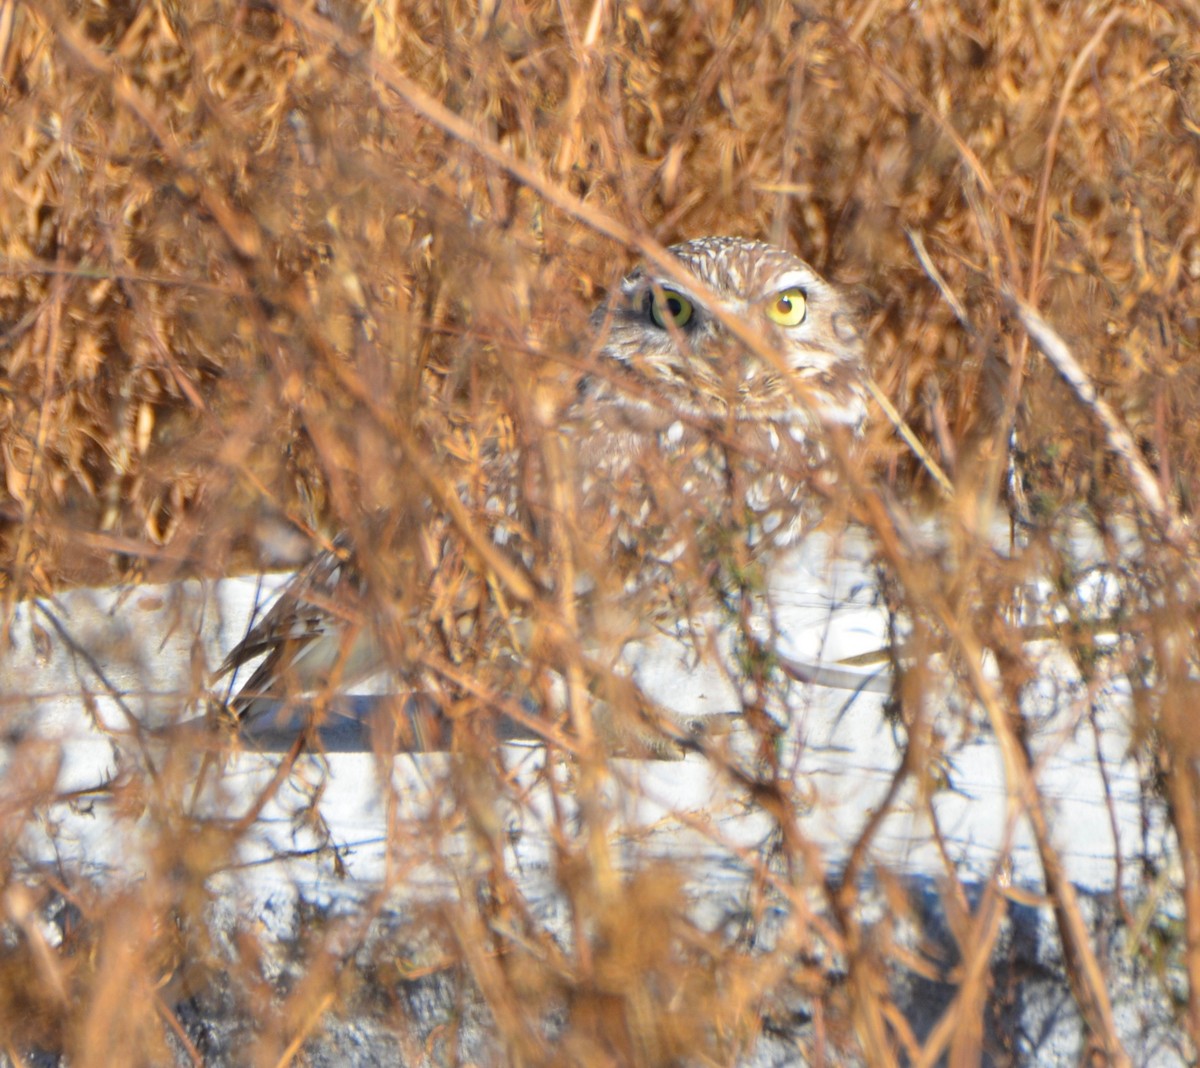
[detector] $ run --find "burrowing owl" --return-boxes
[215,236,869,732]
[569,238,867,662]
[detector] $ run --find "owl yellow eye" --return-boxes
[648,289,694,329]
[765,286,807,327]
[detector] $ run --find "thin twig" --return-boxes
[1007,293,1187,549]
[1028,9,1124,303]
[904,228,970,331]
[866,377,955,498]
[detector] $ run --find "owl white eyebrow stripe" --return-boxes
[769,269,818,295]
[647,277,701,304]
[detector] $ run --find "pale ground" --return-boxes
[0,518,1185,1064]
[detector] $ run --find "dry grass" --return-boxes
[0,0,1198,1064]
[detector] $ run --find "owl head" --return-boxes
[586,236,868,433]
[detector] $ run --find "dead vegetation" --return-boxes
[0,0,1199,1064]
